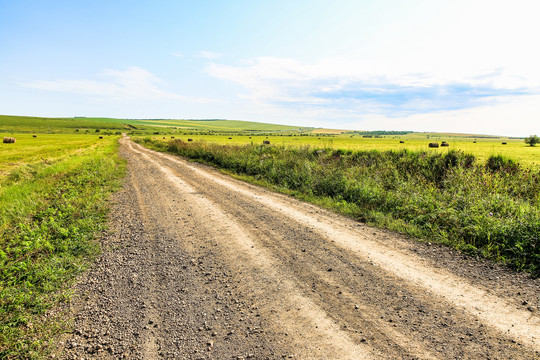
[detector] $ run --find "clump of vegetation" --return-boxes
[524,135,539,147]
[139,138,540,276]
[0,139,125,359]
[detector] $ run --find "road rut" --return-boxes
[61,137,540,359]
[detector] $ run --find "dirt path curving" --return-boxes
[61,137,540,359]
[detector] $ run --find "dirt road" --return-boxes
[61,137,540,359]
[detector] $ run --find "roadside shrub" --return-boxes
[486,155,518,173]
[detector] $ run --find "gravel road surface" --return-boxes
[60,137,540,359]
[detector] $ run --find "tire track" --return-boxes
[128,139,540,359]
[131,140,540,352]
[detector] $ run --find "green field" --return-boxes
[0,133,110,179]
[0,133,125,358]
[142,132,540,168]
[0,115,306,133]
[3,114,537,168]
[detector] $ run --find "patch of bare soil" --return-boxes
[60,137,539,359]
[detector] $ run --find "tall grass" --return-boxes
[139,138,540,276]
[0,139,125,359]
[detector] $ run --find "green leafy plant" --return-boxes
[524,134,539,147]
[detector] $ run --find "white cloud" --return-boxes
[206,56,539,136]
[207,56,534,111]
[18,66,216,103]
[171,52,184,58]
[354,95,540,137]
[199,51,222,59]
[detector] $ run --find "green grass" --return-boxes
[0,133,109,179]
[138,138,540,276]
[0,115,306,134]
[0,134,126,359]
[146,133,540,168]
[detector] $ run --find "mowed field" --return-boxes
[0,133,110,179]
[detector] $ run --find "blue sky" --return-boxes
[1,0,539,136]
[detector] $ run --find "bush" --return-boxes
[524,135,539,147]
[486,155,518,173]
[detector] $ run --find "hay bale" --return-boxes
[163,137,166,139]
[502,142,507,145]
[441,143,449,147]
[33,135,37,138]
[228,137,232,139]
[3,137,16,143]
[473,141,477,143]
[171,136,175,139]
[99,136,103,139]
[263,140,270,144]
[399,140,404,143]
[188,138,193,142]
[428,142,439,148]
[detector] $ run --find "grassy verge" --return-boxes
[137,138,540,276]
[0,138,126,359]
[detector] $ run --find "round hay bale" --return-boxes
[3,137,16,143]
[502,142,507,145]
[263,140,270,144]
[441,143,449,147]
[428,142,439,148]
[171,136,175,139]
[33,135,37,138]
[188,138,193,142]
[399,140,405,143]
[99,136,103,139]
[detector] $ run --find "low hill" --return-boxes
[0,115,308,133]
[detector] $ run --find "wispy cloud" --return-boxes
[206,57,535,118]
[18,66,216,103]
[171,52,184,58]
[199,51,222,59]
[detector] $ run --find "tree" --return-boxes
[524,135,540,147]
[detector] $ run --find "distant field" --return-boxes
[134,118,305,131]
[0,115,305,133]
[143,133,540,168]
[1,114,538,166]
